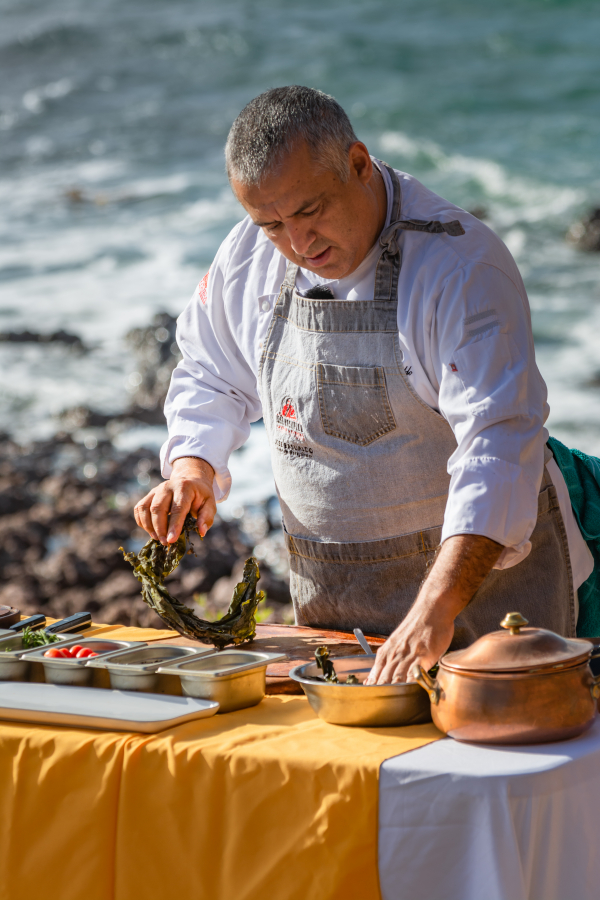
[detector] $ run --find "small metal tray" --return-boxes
[158,650,286,713]
[22,638,146,687]
[289,658,432,727]
[86,644,215,693]
[0,631,72,682]
[0,682,219,732]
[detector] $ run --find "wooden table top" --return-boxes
[154,623,386,694]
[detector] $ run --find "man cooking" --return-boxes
[134,86,593,685]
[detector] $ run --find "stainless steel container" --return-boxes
[159,650,286,713]
[22,638,146,687]
[0,632,71,682]
[289,657,432,727]
[86,644,214,693]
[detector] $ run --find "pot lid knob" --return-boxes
[500,612,529,635]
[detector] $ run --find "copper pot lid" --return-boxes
[441,613,593,674]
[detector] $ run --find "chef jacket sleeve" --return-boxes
[435,261,549,569]
[160,227,263,502]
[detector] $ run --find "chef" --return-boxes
[134,86,593,684]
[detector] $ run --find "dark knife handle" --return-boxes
[10,614,46,632]
[45,612,93,635]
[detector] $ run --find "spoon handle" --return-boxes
[353,627,376,656]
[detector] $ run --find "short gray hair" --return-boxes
[225,86,358,186]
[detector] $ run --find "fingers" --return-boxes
[195,492,217,538]
[365,644,389,685]
[165,479,217,543]
[166,488,194,544]
[134,488,166,541]
[134,476,217,545]
[150,488,178,544]
[134,483,175,543]
[365,639,420,685]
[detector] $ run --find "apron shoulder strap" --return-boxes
[375,162,465,302]
[275,260,299,314]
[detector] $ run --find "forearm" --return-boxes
[367,533,503,684]
[416,533,504,620]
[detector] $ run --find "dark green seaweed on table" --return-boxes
[315,647,362,684]
[121,514,264,650]
[315,645,339,683]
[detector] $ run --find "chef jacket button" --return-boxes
[261,300,271,312]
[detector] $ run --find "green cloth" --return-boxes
[547,436,600,637]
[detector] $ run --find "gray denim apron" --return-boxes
[259,164,575,646]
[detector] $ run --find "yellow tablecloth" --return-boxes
[0,626,442,900]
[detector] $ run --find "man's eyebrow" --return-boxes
[253,194,324,228]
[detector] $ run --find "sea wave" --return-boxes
[379,131,584,226]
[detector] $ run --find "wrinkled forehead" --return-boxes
[231,140,335,220]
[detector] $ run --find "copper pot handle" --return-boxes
[412,665,441,705]
[591,674,600,701]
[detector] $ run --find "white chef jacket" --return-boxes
[161,161,593,594]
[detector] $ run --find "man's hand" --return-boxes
[134,457,216,545]
[365,534,503,685]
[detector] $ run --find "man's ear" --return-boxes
[348,142,373,184]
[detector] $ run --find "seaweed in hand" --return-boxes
[121,514,264,650]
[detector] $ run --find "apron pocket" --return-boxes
[286,526,441,635]
[317,363,396,446]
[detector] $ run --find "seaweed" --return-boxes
[121,514,264,650]
[315,645,339,683]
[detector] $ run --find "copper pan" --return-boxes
[414,613,600,744]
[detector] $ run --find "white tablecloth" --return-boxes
[379,717,600,900]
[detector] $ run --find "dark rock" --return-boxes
[468,206,488,220]
[567,208,600,252]
[124,312,181,417]
[94,571,143,603]
[0,307,291,630]
[0,329,86,350]
[0,429,291,630]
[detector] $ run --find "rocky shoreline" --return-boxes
[0,313,292,630]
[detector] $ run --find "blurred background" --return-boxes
[1,0,599,626]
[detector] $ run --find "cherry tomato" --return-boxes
[76,647,95,658]
[44,648,63,658]
[70,645,83,655]
[87,651,98,657]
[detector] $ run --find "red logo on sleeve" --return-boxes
[198,271,209,306]
[450,363,458,372]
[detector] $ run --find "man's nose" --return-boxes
[287,221,316,257]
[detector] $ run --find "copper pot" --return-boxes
[414,613,600,744]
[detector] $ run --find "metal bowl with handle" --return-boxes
[413,612,600,744]
[290,656,432,727]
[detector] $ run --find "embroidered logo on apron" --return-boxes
[275,397,313,458]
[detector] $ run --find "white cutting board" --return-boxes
[0,682,219,732]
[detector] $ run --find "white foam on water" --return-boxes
[378,130,600,454]
[219,424,276,517]
[379,131,584,226]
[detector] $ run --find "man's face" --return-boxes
[231,140,386,280]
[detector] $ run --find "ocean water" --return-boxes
[1,0,600,510]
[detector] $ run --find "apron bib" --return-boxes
[259,165,575,645]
